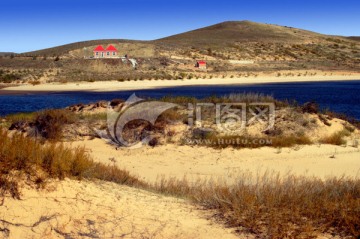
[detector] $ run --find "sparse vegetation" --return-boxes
[0,21,357,85]
[0,130,143,199]
[34,109,76,141]
[319,129,351,145]
[154,173,360,238]
[1,91,360,238]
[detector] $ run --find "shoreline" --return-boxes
[1,73,360,95]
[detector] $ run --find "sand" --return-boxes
[1,72,360,95]
[2,140,359,238]
[1,179,240,239]
[69,138,360,184]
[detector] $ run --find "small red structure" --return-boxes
[93,45,118,58]
[93,45,105,58]
[105,45,118,57]
[196,60,207,69]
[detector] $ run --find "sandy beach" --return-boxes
[1,72,360,95]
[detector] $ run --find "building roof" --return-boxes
[93,45,105,52]
[197,60,206,64]
[105,45,118,52]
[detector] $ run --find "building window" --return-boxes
[113,52,116,56]
[96,52,98,56]
[107,52,110,56]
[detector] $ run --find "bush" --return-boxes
[302,101,319,114]
[29,80,41,86]
[0,73,19,83]
[319,130,350,145]
[33,109,76,141]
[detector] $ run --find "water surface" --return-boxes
[1,80,359,120]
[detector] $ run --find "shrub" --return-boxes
[33,109,76,141]
[319,130,350,145]
[29,80,41,86]
[0,73,19,83]
[302,101,319,114]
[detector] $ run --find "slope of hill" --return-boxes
[1,20,359,83]
[348,36,360,41]
[154,21,336,47]
[21,39,145,57]
[0,52,16,57]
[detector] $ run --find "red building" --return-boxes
[93,45,105,58]
[93,45,118,58]
[105,45,118,57]
[195,60,207,69]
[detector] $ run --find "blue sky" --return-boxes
[1,0,359,53]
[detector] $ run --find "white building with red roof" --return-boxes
[93,45,118,58]
[195,60,207,69]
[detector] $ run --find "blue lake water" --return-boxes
[1,80,360,120]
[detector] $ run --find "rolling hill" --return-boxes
[2,20,358,83]
[21,39,145,57]
[19,20,359,57]
[0,52,16,57]
[154,21,331,47]
[348,36,360,41]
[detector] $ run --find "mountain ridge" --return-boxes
[20,20,358,56]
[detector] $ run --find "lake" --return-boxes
[1,80,360,120]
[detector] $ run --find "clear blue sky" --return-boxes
[1,0,359,53]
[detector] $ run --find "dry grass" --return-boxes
[5,112,36,123]
[319,130,351,145]
[0,130,143,199]
[1,129,359,238]
[32,109,76,141]
[154,173,360,238]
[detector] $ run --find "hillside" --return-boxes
[348,36,360,41]
[21,21,359,56]
[21,39,145,57]
[155,21,330,47]
[0,52,16,57]
[1,20,359,84]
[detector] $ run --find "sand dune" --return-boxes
[70,139,360,184]
[1,179,239,239]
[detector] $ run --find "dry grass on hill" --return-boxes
[1,21,359,84]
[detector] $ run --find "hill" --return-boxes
[348,36,360,41]
[1,20,359,83]
[154,21,342,48]
[21,39,145,57]
[0,52,16,57]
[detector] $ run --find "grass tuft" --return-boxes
[0,130,144,199]
[319,130,351,145]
